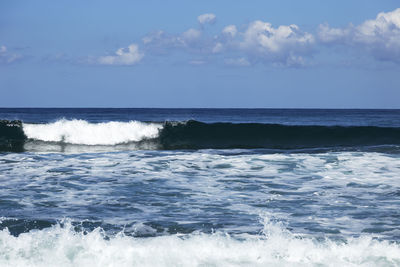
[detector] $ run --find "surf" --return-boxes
[0,217,399,267]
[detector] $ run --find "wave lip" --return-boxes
[23,119,163,146]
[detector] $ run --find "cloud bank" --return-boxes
[95,8,400,67]
[141,14,314,66]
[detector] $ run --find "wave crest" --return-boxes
[23,119,163,145]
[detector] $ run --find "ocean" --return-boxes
[0,108,400,266]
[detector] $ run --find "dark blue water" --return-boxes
[1,108,400,126]
[0,108,400,266]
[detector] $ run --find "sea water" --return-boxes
[0,108,400,266]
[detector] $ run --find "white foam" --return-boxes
[22,119,163,145]
[0,218,399,267]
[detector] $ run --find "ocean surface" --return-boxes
[1,108,400,266]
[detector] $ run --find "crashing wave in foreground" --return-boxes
[1,217,399,267]
[1,119,400,152]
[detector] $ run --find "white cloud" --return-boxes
[142,31,164,45]
[222,25,237,37]
[142,28,205,53]
[182,28,202,42]
[318,24,350,43]
[241,21,314,53]
[0,45,22,64]
[238,21,314,65]
[212,42,223,53]
[356,8,400,42]
[140,16,315,67]
[98,44,144,65]
[198,13,216,25]
[318,8,400,62]
[141,31,182,54]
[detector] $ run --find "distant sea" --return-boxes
[1,108,400,266]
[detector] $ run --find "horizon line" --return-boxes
[0,107,400,110]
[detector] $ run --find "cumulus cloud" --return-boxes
[237,21,314,65]
[98,44,144,65]
[241,21,314,53]
[141,17,314,66]
[222,25,238,37]
[57,9,400,67]
[318,8,400,62]
[96,13,314,67]
[142,31,181,54]
[0,45,22,64]
[182,28,202,42]
[198,13,216,25]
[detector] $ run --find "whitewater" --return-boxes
[0,108,400,266]
[1,218,400,267]
[23,119,163,145]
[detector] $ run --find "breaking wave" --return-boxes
[0,217,399,266]
[23,119,162,145]
[1,119,400,152]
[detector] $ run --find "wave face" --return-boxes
[1,119,400,152]
[159,120,400,150]
[0,218,399,267]
[0,120,26,152]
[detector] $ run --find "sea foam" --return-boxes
[23,119,163,145]
[0,218,399,267]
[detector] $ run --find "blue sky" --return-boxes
[1,0,400,108]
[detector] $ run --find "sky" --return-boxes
[1,0,400,108]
